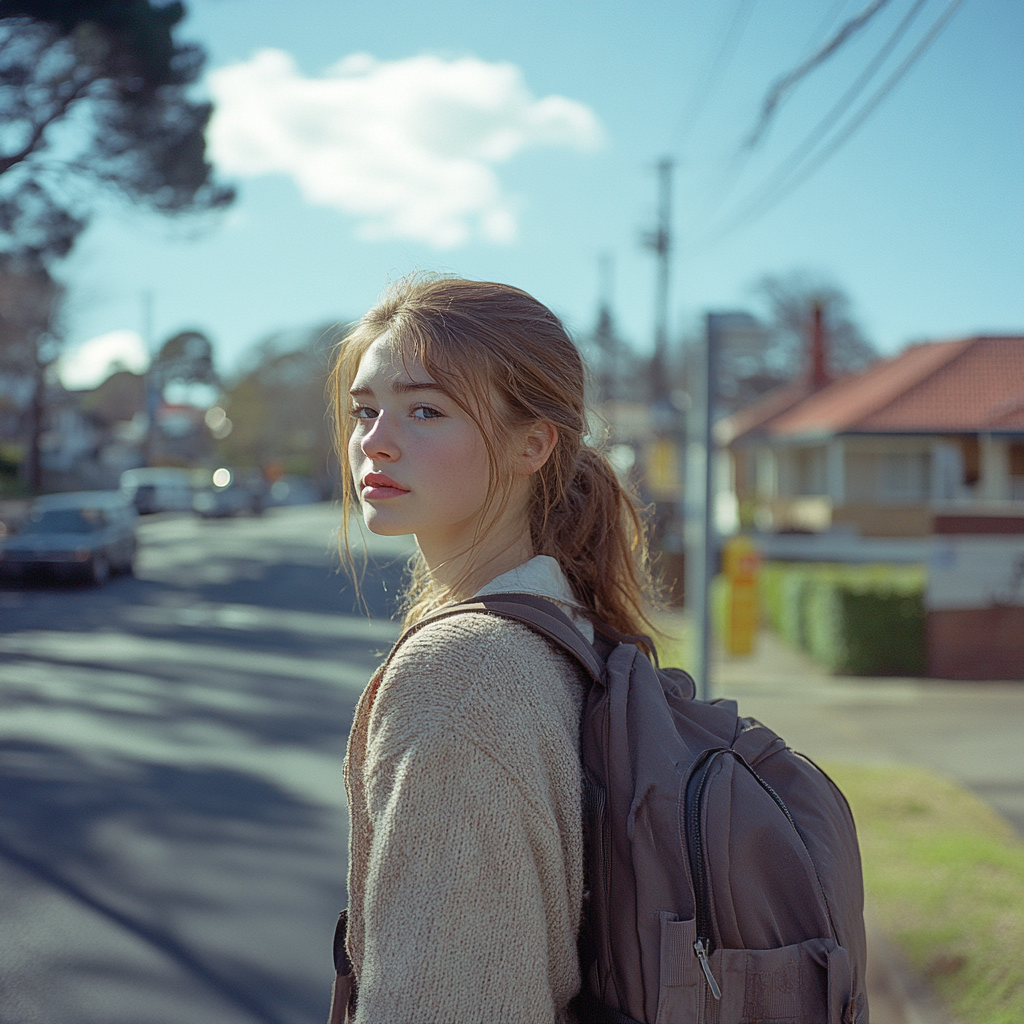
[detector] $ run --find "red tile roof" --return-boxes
[715,379,815,444]
[723,336,1024,442]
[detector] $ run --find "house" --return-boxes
[718,335,1024,538]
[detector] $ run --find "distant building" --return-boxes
[719,335,1024,538]
[33,371,214,489]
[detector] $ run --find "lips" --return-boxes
[361,472,410,499]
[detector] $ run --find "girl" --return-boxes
[330,276,659,1024]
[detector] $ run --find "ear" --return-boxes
[517,421,559,475]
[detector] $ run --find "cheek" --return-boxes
[425,430,491,502]
[347,430,363,480]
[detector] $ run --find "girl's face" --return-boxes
[348,333,504,567]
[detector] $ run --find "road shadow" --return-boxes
[0,512,400,1021]
[0,740,343,1024]
[0,641,366,750]
[0,553,409,630]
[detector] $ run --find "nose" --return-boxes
[360,413,399,461]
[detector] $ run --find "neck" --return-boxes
[418,521,534,600]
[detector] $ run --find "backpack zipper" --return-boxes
[694,937,721,1000]
[685,746,838,1004]
[685,748,727,1001]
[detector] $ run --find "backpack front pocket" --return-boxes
[718,939,852,1024]
[656,912,854,1024]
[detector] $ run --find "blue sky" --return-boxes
[59,0,1024,386]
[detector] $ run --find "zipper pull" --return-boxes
[694,938,722,1000]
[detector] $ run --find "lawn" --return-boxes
[816,762,1024,1024]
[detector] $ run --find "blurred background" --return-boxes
[0,1,1021,1022]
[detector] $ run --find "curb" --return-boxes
[866,922,964,1024]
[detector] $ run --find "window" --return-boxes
[846,453,876,502]
[959,436,980,487]
[1010,442,1024,501]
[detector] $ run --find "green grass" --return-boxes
[823,762,1024,1024]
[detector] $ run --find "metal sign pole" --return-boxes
[686,313,719,701]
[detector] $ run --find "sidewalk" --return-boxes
[693,627,1024,1024]
[710,628,1024,837]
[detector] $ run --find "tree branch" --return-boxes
[0,71,93,175]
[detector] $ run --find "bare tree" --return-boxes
[753,270,877,378]
[707,271,877,414]
[218,327,340,496]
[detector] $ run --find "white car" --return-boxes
[120,467,194,514]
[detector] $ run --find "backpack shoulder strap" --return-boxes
[402,591,605,685]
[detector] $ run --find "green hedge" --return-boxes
[759,562,926,675]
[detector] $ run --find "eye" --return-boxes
[411,405,444,421]
[349,405,378,420]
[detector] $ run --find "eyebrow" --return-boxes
[349,381,449,398]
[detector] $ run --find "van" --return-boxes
[119,468,194,514]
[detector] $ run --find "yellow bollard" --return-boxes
[723,536,761,656]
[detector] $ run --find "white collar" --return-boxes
[475,555,594,642]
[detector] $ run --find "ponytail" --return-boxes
[532,446,660,647]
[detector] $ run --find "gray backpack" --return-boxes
[456,594,868,1024]
[331,593,868,1024]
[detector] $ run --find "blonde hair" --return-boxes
[329,275,660,643]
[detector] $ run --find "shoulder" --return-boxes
[372,610,585,741]
[387,611,580,696]
[398,606,572,666]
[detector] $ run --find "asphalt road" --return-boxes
[0,504,414,1024]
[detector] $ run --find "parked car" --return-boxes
[120,467,194,514]
[0,491,138,585]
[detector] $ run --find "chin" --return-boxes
[362,509,412,537]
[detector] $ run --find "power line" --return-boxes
[675,0,757,147]
[710,0,931,236]
[689,0,889,228]
[788,0,966,177]
[802,0,855,54]
[687,0,967,257]
[744,0,896,150]
[642,158,673,403]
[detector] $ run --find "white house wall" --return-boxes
[980,435,1011,501]
[928,536,1024,610]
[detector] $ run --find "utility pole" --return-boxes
[685,311,760,698]
[141,290,159,467]
[685,312,721,700]
[643,157,673,404]
[594,253,616,404]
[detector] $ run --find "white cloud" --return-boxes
[207,50,604,248]
[59,330,149,391]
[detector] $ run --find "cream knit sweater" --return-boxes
[344,558,588,1023]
